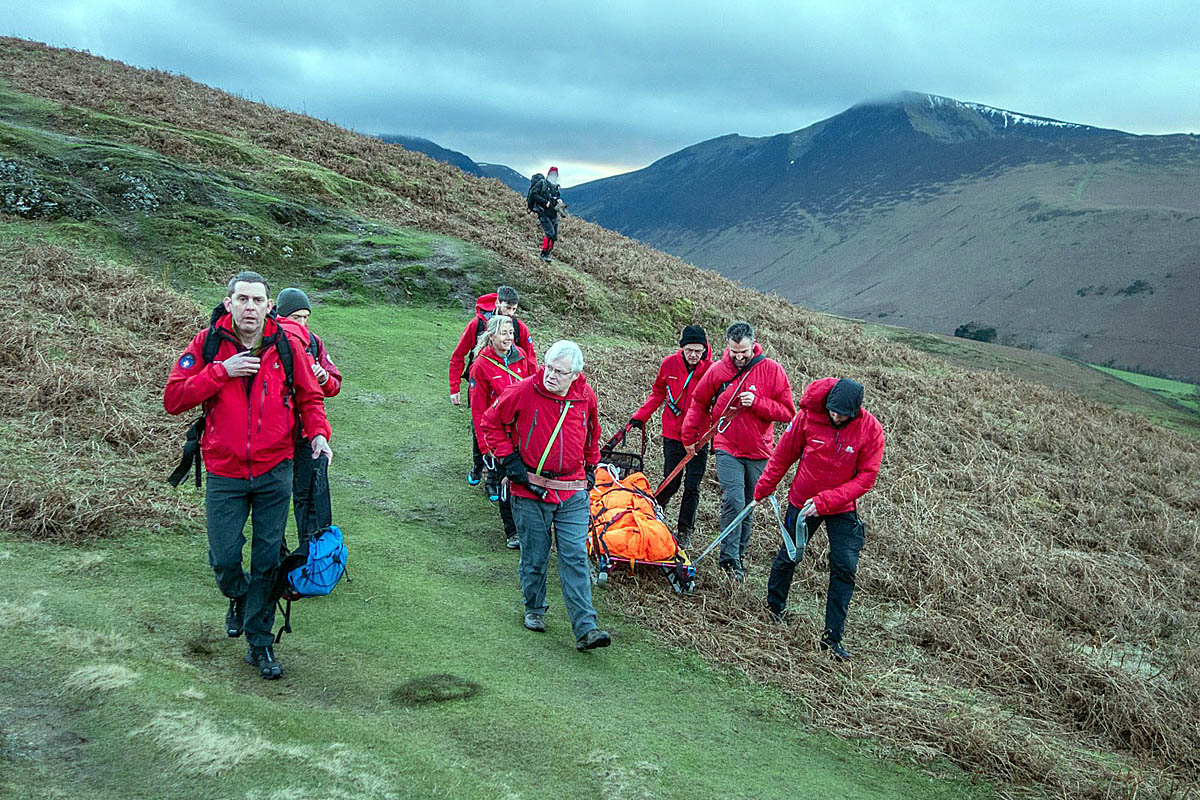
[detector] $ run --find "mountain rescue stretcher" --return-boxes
[588,426,696,595]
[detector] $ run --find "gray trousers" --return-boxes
[205,460,292,647]
[511,491,598,640]
[715,450,767,565]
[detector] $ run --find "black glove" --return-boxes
[586,465,597,491]
[502,453,528,485]
[628,417,645,431]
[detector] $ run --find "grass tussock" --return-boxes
[0,598,45,628]
[585,338,1200,799]
[53,627,135,655]
[134,710,264,776]
[62,663,139,694]
[0,242,203,541]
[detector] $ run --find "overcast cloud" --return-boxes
[4,1,1198,185]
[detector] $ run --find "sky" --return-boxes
[4,1,1199,186]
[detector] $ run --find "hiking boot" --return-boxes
[225,595,246,638]
[523,612,546,632]
[720,560,745,583]
[820,629,851,662]
[467,465,483,486]
[540,252,552,263]
[576,628,611,651]
[245,644,283,679]
[768,606,788,625]
[506,534,521,550]
[675,528,692,550]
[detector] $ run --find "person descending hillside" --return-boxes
[682,322,794,581]
[164,271,332,680]
[276,288,342,545]
[468,314,533,550]
[753,378,884,661]
[528,166,565,262]
[478,340,611,652]
[628,324,712,549]
[448,286,536,485]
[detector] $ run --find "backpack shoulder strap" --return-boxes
[306,331,321,360]
[711,355,766,411]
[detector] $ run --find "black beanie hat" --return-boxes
[275,288,311,318]
[825,378,864,418]
[679,324,707,349]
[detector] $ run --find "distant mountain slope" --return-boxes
[377,134,527,192]
[567,93,1200,381]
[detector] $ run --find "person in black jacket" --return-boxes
[528,166,564,262]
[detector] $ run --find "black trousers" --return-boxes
[471,430,484,473]
[766,505,864,644]
[655,437,708,534]
[538,212,558,244]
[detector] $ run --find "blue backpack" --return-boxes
[272,455,348,642]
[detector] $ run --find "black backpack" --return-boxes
[167,304,297,488]
[526,173,545,211]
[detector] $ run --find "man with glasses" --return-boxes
[682,322,794,581]
[628,325,712,549]
[478,340,611,651]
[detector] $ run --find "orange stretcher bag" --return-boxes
[588,466,677,562]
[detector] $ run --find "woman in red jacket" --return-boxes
[754,378,885,661]
[469,314,532,549]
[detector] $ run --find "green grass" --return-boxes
[1089,365,1200,414]
[0,303,992,800]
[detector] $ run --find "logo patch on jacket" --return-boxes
[179,353,195,369]
[749,384,757,391]
[845,445,855,453]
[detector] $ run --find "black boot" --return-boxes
[225,595,246,638]
[820,629,851,661]
[245,644,283,679]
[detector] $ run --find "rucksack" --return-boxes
[166,304,297,488]
[272,454,348,642]
[526,173,545,211]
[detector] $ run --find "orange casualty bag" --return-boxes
[588,466,678,562]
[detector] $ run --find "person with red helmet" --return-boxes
[165,272,332,680]
[754,378,885,661]
[468,314,534,549]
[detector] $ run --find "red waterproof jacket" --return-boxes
[754,377,885,515]
[631,346,712,441]
[278,317,343,398]
[469,345,533,441]
[448,293,537,394]
[681,343,795,460]
[164,315,332,480]
[478,369,601,504]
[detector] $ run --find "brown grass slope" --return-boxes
[1,38,1198,798]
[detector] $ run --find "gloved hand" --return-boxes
[502,453,528,485]
[586,465,597,491]
[628,417,645,431]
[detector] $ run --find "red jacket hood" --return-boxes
[474,292,498,318]
[276,315,311,346]
[718,341,764,371]
[799,376,839,415]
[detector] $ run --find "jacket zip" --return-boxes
[525,408,538,452]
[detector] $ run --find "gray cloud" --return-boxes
[5,1,1198,183]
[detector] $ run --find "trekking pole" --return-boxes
[692,500,758,565]
[769,495,800,562]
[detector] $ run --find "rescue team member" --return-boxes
[479,341,611,651]
[276,287,342,545]
[165,271,332,680]
[469,314,533,550]
[628,324,712,549]
[754,378,884,661]
[448,285,536,485]
[682,322,794,582]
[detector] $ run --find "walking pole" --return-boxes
[692,500,758,565]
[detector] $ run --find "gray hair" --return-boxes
[544,340,584,373]
[472,313,514,360]
[226,270,270,297]
[725,321,754,344]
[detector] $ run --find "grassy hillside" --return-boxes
[2,38,1199,799]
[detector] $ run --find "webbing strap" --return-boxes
[482,355,523,380]
[534,401,572,476]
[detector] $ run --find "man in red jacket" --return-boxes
[629,324,711,548]
[448,286,537,485]
[165,272,332,680]
[479,340,611,652]
[754,378,884,661]
[276,287,342,545]
[682,322,794,581]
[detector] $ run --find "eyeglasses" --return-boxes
[544,365,576,379]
